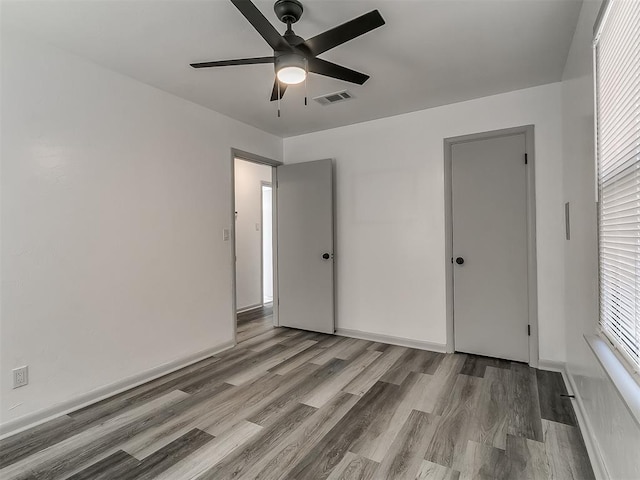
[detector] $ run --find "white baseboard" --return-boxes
[0,340,235,439]
[335,328,447,353]
[538,360,609,480]
[565,371,609,480]
[537,359,566,372]
[237,303,263,314]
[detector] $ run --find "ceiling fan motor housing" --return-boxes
[274,0,303,24]
[275,53,306,72]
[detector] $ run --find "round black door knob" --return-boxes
[322,253,331,260]
[455,257,465,265]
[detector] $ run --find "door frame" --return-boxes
[443,125,539,367]
[230,148,283,344]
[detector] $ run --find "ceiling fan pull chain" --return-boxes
[277,81,281,118]
[304,58,308,106]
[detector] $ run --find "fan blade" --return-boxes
[190,57,274,68]
[308,58,370,85]
[230,0,292,52]
[301,10,385,57]
[270,80,288,101]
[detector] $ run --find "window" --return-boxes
[595,0,640,370]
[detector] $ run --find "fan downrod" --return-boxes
[274,0,303,24]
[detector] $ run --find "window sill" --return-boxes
[585,334,640,428]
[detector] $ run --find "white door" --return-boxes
[452,133,529,362]
[277,159,334,333]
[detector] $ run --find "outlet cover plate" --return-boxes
[13,366,28,389]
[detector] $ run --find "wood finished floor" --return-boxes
[1,309,594,480]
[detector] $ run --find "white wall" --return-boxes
[561,1,640,477]
[234,159,271,310]
[0,33,282,430]
[284,83,565,362]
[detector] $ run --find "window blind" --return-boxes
[595,0,640,368]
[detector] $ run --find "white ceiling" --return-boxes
[2,0,582,137]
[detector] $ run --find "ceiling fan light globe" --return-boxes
[277,66,306,85]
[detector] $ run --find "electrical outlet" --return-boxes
[13,366,28,389]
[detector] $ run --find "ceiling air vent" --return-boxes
[313,90,354,106]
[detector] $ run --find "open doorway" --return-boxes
[231,150,335,342]
[233,154,278,343]
[262,183,273,304]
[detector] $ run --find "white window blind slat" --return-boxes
[600,188,640,206]
[599,43,639,88]
[600,158,639,185]
[599,90,638,127]
[600,274,637,305]
[601,267,637,290]
[601,174,640,195]
[598,69,639,110]
[599,108,638,149]
[601,201,640,217]
[595,0,640,370]
[600,126,637,162]
[600,183,640,203]
[602,316,637,345]
[599,20,639,78]
[599,31,639,78]
[599,115,638,151]
[599,0,638,51]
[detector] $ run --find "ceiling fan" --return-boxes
[190,0,385,102]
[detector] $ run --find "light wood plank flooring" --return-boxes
[236,305,274,343]
[0,312,594,479]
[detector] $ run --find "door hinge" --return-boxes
[524,153,528,165]
[527,324,531,336]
